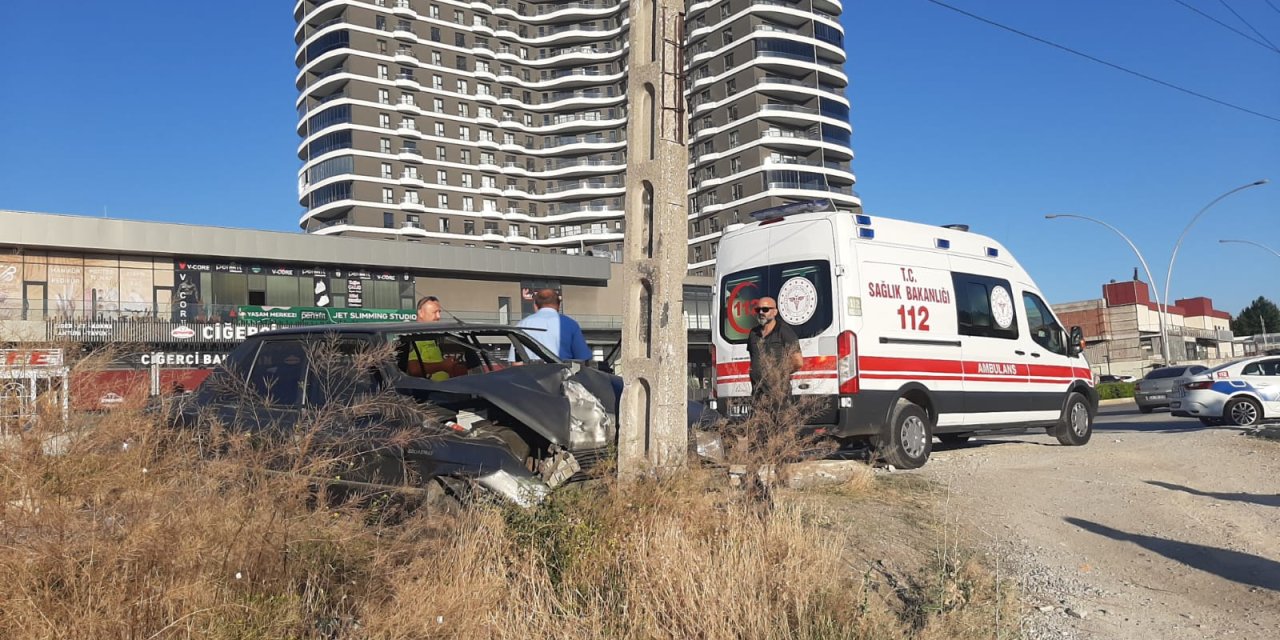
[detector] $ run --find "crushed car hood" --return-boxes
[393,364,617,449]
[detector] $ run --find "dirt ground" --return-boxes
[915,402,1280,639]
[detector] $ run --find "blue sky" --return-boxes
[0,0,1276,314]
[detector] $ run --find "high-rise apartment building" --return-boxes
[293,0,857,273]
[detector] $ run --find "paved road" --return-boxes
[917,402,1280,640]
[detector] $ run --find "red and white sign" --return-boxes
[1,349,64,368]
[171,326,195,339]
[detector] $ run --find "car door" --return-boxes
[1239,358,1280,417]
[950,272,1030,425]
[1020,290,1074,422]
[240,339,309,436]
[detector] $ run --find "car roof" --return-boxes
[249,322,528,337]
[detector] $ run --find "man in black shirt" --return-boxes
[747,296,803,403]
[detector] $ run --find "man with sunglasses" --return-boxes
[747,296,803,403]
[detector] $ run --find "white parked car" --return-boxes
[1170,356,1280,426]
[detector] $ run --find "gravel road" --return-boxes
[916,402,1280,640]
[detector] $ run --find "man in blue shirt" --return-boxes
[513,288,592,362]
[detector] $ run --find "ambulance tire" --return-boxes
[873,400,933,469]
[1052,392,1093,446]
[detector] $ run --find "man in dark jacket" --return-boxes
[747,296,803,403]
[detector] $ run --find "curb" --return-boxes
[1098,398,1135,406]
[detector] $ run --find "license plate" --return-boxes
[1148,394,1166,400]
[1170,401,1181,409]
[729,402,752,418]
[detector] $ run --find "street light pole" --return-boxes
[1045,214,1171,364]
[1218,238,1280,260]
[1162,180,1269,362]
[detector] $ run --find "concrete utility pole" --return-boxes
[617,0,689,475]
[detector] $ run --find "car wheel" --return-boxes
[937,433,971,444]
[872,400,932,469]
[1199,417,1225,427]
[1138,405,1153,414]
[1053,392,1093,446]
[1225,397,1263,427]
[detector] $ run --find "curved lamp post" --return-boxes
[1045,214,1170,363]
[1218,238,1280,259]
[1162,180,1269,360]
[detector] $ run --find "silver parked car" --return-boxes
[1134,365,1208,413]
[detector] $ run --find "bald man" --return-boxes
[747,296,803,401]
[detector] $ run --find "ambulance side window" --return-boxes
[952,273,1018,340]
[1021,292,1066,356]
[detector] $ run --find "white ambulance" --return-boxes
[710,200,1096,469]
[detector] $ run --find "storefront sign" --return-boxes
[140,351,230,367]
[236,306,414,325]
[2,349,64,367]
[347,279,364,308]
[51,322,113,339]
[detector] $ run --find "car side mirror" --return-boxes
[1068,326,1085,357]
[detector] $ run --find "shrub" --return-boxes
[1096,382,1135,400]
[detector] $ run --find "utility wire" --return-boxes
[921,0,1280,125]
[1267,0,1280,15]
[1171,0,1280,53]
[1216,0,1280,50]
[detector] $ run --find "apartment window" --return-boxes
[438,194,450,208]
[381,162,393,179]
[382,188,394,203]
[383,212,394,228]
[456,55,467,71]
[522,114,532,126]
[462,196,475,211]
[404,190,420,204]
[731,184,743,200]
[482,176,496,189]
[431,50,442,65]
[460,149,471,163]
[455,33,466,47]
[726,79,736,94]
[436,169,448,184]
[484,198,498,211]
[376,15,387,31]
[529,227,539,239]
[722,30,733,46]
[430,5,440,18]
[693,219,703,234]
[456,79,468,93]
[436,146,447,161]
[434,122,445,136]
[377,38,388,53]
[378,89,390,104]
[459,126,471,141]
[694,246,704,263]
[480,152,495,164]
[407,214,420,225]
[377,64,389,79]
[432,75,443,89]
[728,130,739,146]
[433,98,444,112]
[430,27,441,42]
[458,103,470,117]
[399,92,415,106]
[463,220,475,235]
[379,138,391,153]
[479,130,494,142]
[398,117,415,130]
[403,166,419,179]
[461,173,473,188]
[728,105,738,120]
[730,157,741,173]
[503,133,515,145]
[484,222,499,234]
[379,113,391,128]
[454,10,464,24]
[723,53,734,69]
[439,218,450,232]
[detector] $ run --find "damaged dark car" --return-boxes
[167,322,621,506]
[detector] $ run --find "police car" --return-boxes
[710,201,1096,469]
[1170,355,1280,426]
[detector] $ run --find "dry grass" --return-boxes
[0,349,1020,640]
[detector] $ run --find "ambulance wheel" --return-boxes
[873,400,932,469]
[1053,392,1093,446]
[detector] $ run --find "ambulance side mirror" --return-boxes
[1068,326,1085,357]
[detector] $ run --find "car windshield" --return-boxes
[1145,367,1186,380]
[1202,358,1251,377]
